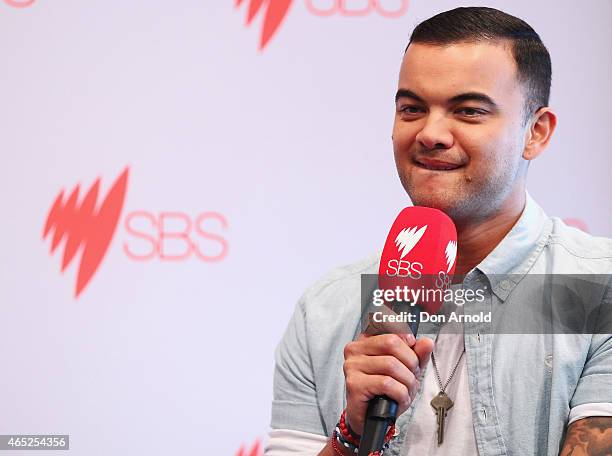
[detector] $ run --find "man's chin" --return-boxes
[408,193,458,215]
[407,191,492,225]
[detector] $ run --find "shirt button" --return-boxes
[481,407,487,421]
[545,354,553,368]
[500,280,511,291]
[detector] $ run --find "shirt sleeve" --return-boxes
[568,403,612,425]
[569,287,612,408]
[270,298,327,436]
[264,429,328,456]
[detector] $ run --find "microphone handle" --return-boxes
[358,305,421,456]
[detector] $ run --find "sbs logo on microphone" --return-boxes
[386,225,426,278]
[435,239,457,288]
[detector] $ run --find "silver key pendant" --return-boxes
[430,391,454,445]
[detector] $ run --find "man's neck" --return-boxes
[453,192,526,276]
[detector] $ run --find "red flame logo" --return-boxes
[563,218,590,233]
[43,168,129,298]
[235,0,293,50]
[235,439,262,456]
[3,0,36,7]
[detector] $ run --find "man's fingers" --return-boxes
[348,334,419,374]
[412,337,435,373]
[363,308,415,345]
[362,374,414,409]
[346,355,417,391]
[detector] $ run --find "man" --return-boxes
[266,7,612,455]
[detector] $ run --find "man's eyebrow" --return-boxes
[449,92,499,109]
[394,89,499,109]
[395,89,424,103]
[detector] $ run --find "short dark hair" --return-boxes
[407,7,551,123]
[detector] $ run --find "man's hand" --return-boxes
[342,330,434,435]
[559,417,612,455]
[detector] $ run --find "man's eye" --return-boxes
[456,107,486,117]
[399,105,425,114]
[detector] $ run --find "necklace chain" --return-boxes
[431,347,465,392]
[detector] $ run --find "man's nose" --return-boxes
[415,114,453,150]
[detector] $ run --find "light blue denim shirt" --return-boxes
[270,194,612,455]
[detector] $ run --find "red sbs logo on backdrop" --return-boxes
[563,218,590,233]
[236,0,410,50]
[43,168,129,298]
[235,0,294,50]
[122,210,228,262]
[235,440,262,456]
[3,0,35,7]
[43,168,229,299]
[305,0,409,17]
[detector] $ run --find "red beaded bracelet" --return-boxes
[339,410,361,445]
[332,410,397,456]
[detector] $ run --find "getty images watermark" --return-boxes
[360,274,612,334]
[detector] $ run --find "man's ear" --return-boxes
[523,107,557,161]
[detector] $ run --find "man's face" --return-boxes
[392,41,530,223]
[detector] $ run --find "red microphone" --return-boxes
[359,206,457,456]
[379,206,458,323]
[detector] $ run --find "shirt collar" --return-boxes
[473,192,552,300]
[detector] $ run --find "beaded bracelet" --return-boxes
[332,429,358,455]
[332,410,397,456]
[339,409,361,445]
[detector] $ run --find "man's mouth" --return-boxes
[413,157,463,171]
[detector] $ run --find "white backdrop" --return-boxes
[1,1,611,454]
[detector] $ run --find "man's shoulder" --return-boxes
[301,252,380,301]
[297,252,380,323]
[546,217,612,268]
